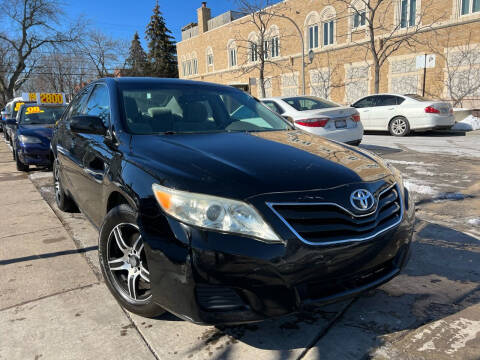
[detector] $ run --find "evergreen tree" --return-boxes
[125,32,147,76]
[145,1,178,78]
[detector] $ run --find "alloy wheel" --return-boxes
[107,223,151,302]
[391,118,407,135]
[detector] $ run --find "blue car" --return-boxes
[12,104,66,171]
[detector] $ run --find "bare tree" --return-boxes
[332,0,446,93]
[0,0,81,103]
[429,30,480,107]
[234,0,290,98]
[21,52,97,99]
[80,30,127,78]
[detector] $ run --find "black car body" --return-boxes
[12,104,66,170]
[51,78,414,325]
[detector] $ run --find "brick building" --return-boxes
[177,1,480,107]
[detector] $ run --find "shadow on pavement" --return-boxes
[186,220,480,359]
[360,144,403,155]
[0,246,98,265]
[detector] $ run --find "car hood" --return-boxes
[18,124,54,140]
[129,130,391,200]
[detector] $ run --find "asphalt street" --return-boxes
[1,131,479,359]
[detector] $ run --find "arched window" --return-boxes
[206,47,214,71]
[320,6,336,46]
[191,51,198,75]
[267,25,280,58]
[248,32,258,62]
[227,40,237,68]
[351,0,367,29]
[305,11,320,50]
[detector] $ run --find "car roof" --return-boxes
[98,77,244,92]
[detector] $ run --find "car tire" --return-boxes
[389,117,410,136]
[99,204,165,318]
[53,158,77,212]
[15,150,29,172]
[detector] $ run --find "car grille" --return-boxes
[268,184,403,245]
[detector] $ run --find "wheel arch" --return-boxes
[106,190,136,214]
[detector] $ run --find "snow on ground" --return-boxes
[404,179,438,195]
[452,115,480,131]
[468,218,480,226]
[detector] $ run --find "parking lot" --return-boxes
[1,131,480,360]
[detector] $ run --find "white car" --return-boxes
[352,94,454,136]
[262,96,363,145]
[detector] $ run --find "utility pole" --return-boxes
[422,53,427,97]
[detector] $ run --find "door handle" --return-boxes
[388,108,394,110]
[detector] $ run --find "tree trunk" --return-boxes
[374,61,381,94]
[259,63,266,98]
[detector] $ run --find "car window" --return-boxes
[283,97,338,111]
[376,95,401,106]
[84,84,111,127]
[68,87,91,119]
[263,101,284,114]
[119,83,292,134]
[353,96,376,108]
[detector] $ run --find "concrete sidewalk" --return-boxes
[0,143,156,360]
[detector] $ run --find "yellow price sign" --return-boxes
[28,93,37,101]
[39,93,64,104]
[14,102,25,111]
[25,106,44,115]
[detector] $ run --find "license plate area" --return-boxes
[335,119,347,129]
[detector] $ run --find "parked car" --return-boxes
[261,96,363,145]
[4,98,35,144]
[0,107,6,132]
[351,93,454,136]
[51,78,414,324]
[11,103,66,171]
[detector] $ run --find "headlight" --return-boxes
[152,184,281,243]
[19,135,42,144]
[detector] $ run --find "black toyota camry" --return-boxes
[51,78,414,325]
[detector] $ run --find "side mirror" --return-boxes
[5,119,16,125]
[70,115,106,135]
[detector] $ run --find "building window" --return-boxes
[192,58,198,75]
[182,62,186,76]
[461,0,480,14]
[186,60,192,76]
[308,25,319,50]
[207,53,213,66]
[353,10,366,28]
[250,42,258,62]
[271,37,279,57]
[400,0,416,28]
[263,40,269,59]
[323,21,334,46]
[229,48,237,67]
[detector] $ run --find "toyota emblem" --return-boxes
[350,189,375,211]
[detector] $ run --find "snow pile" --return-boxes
[468,218,480,226]
[452,115,480,131]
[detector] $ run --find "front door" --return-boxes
[352,96,376,130]
[80,84,116,226]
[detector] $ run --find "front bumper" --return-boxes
[17,144,51,166]
[140,180,415,325]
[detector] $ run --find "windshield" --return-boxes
[404,94,432,102]
[19,105,65,125]
[283,96,340,111]
[13,101,35,118]
[119,83,292,134]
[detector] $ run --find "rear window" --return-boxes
[283,96,339,111]
[19,105,66,125]
[119,83,292,134]
[404,94,432,102]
